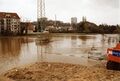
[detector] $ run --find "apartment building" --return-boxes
[0,12,20,35]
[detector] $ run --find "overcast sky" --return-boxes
[0,0,119,25]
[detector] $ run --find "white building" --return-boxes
[82,16,87,22]
[71,17,77,24]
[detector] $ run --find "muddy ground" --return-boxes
[1,62,120,81]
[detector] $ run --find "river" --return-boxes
[0,34,119,74]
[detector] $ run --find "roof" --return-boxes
[0,12,20,19]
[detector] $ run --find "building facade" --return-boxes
[0,12,20,35]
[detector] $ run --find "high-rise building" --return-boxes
[82,16,87,22]
[71,17,77,24]
[0,12,20,35]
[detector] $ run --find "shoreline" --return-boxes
[0,33,119,37]
[2,62,120,81]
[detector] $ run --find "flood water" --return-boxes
[0,34,119,74]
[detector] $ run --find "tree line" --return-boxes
[74,21,120,34]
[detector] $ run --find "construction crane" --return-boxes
[37,0,46,32]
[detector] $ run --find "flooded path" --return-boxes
[0,34,119,74]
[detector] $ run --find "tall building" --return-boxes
[71,17,77,24]
[82,16,87,22]
[0,12,20,35]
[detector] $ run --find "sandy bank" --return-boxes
[2,62,120,81]
[0,76,14,81]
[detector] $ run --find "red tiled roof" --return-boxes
[0,12,20,19]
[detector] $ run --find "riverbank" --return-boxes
[0,76,14,81]
[2,62,120,81]
[0,33,117,37]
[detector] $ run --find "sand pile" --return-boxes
[3,62,120,81]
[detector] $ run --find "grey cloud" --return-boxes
[0,1,4,6]
[93,0,119,8]
[0,0,119,24]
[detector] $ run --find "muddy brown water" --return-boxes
[0,34,119,74]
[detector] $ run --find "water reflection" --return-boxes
[35,34,119,64]
[0,38,21,55]
[0,34,119,74]
[0,37,34,74]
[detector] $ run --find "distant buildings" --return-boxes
[71,17,77,32]
[20,22,35,34]
[71,17,77,24]
[0,12,20,35]
[82,16,87,22]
